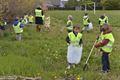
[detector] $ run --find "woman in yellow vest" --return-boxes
[35,6,44,32]
[95,24,115,73]
[66,25,83,69]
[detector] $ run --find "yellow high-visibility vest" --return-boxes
[28,16,34,23]
[99,18,107,26]
[35,9,42,17]
[66,20,73,31]
[100,33,115,53]
[83,18,89,26]
[13,22,23,33]
[68,32,82,47]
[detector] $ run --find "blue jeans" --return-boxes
[102,52,110,71]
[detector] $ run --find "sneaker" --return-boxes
[99,70,108,75]
[67,65,71,69]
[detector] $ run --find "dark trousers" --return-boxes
[102,52,110,71]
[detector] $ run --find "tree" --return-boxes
[65,0,78,7]
[100,0,120,10]
[100,0,107,10]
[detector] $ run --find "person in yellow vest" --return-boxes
[66,15,73,33]
[13,17,24,41]
[66,25,83,69]
[95,24,114,73]
[44,15,50,31]
[99,15,108,28]
[28,14,34,24]
[35,6,44,32]
[82,13,90,32]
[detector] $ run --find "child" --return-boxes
[66,15,73,33]
[95,24,115,73]
[66,25,83,69]
[44,15,50,31]
[13,17,24,41]
[28,14,34,24]
[99,15,108,27]
[82,13,90,32]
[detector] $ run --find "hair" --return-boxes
[73,24,80,29]
[100,15,105,19]
[101,23,112,32]
[68,15,73,20]
[85,13,88,16]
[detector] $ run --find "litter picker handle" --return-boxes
[85,40,97,64]
[83,40,97,71]
[83,32,103,71]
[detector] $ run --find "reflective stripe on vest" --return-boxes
[35,9,42,17]
[99,18,106,26]
[68,32,82,47]
[66,20,73,30]
[13,22,23,33]
[83,18,89,26]
[100,33,115,53]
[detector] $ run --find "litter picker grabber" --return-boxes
[83,39,98,71]
[83,32,103,71]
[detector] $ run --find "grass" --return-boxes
[0,10,120,80]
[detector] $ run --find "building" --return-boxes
[45,0,68,8]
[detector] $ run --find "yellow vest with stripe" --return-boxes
[99,18,107,26]
[35,9,42,17]
[68,32,82,47]
[83,18,89,26]
[100,33,114,53]
[66,20,73,31]
[13,22,23,33]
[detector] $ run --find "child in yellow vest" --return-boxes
[13,17,24,41]
[66,25,83,69]
[28,14,34,24]
[66,15,73,33]
[95,24,114,73]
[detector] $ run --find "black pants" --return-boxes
[102,52,110,71]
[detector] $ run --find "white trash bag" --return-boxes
[67,45,83,64]
[88,22,93,30]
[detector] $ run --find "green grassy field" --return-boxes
[0,10,120,80]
